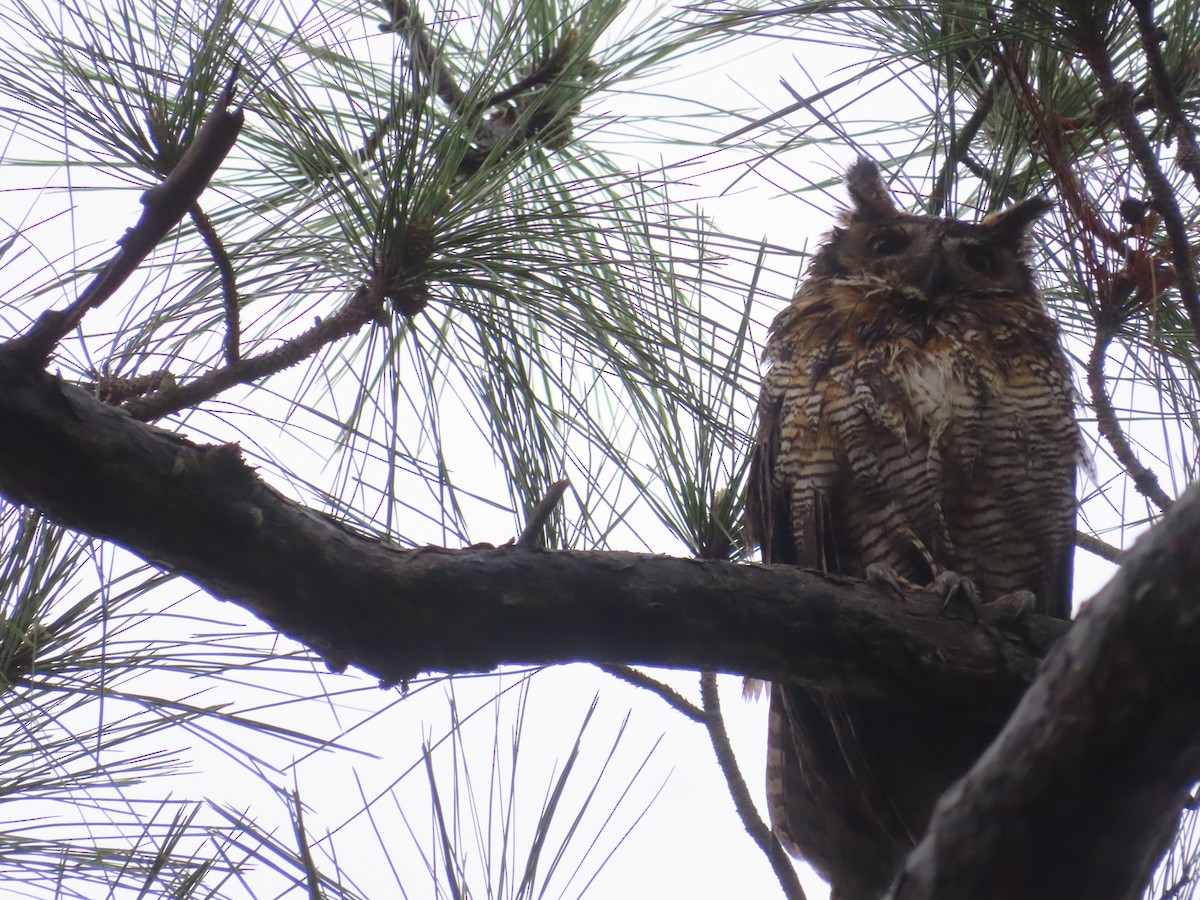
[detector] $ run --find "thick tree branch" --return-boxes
[0,350,1059,714]
[893,481,1200,900]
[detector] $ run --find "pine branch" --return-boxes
[189,203,241,365]
[121,284,384,421]
[0,350,1062,714]
[7,70,244,367]
[700,673,807,900]
[1086,326,1173,511]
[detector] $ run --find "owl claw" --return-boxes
[865,563,908,602]
[865,565,1030,626]
[928,569,981,621]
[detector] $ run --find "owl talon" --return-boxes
[865,563,908,602]
[928,569,981,621]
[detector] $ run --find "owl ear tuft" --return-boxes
[981,197,1053,247]
[843,157,900,222]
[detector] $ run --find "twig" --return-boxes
[1086,326,1173,511]
[122,284,383,421]
[379,0,467,114]
[597,664,704,722]
[1129,0,1200,191]
[1076,529,1124,563]
[699,673,808,900]
[515,478,570,548]
[1078,40,1200,348]
[928,82,996,216]
[189,203,240,364]
[5,68,243,368]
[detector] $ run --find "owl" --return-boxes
[747,158,1079,899]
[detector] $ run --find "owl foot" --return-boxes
[927,569,981,620]
[865,562,909,602]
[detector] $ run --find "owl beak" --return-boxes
[918,253,948,299]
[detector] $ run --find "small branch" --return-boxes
[1076,530,1123,563]
[379,0,467,114]
[597,667,700,724]
[189,203,241,364]
[1086,327,1173,511]
[516,478,570,548]
[122,284,383,421]
[597,664,704,722]
[1079,47,1200,347]
[700,672,808,900]
[928,83,996,216]
[4,69,243,368]
[1129,0,1200,191]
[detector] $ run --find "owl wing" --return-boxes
[746,341,844,573]
[746,337,911,887]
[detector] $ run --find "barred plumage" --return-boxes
[747,159,1079,899]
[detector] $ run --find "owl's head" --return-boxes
[812,157,1051,304]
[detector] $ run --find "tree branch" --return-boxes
[597,664,704,722]
[7,70,243,367]
[1077,40,1200,347]
[1086,325,1173,511]
[700,672,807,900]
[120,284,384,421]
[189,203,241,365]
[0,350,1060,714]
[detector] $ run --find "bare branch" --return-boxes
[597,664,704,722]
[1076,530,1123,563]
[700,672,807,900]
[1086,326,1173,511]
[121,284,384,421]
[189,203,241,365]
[5,70,244,368]
[516,478,571,549]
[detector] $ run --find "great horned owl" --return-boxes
[747,158,1079,899]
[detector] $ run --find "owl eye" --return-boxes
[867,230,910,256]
[961,243,993,273]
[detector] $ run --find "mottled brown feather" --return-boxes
[747,159,1079,899]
